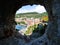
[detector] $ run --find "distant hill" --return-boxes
[16,12,38,15]
[15,12,48,18]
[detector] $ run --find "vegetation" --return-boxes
[17,21,26,25]
[25,23,47,36]
[25,24,38,35]
[15,12,48,18]
[20,21,26,25]
[33,24,44,36]
[41,16,48,22]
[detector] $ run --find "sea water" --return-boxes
[15,24,27,31]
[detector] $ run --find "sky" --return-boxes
[16,5,46,14]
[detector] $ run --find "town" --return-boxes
[15,14,48,35]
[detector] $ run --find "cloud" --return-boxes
[17,9,29,13]
[35,5,46,13]
[16,7,35,14]
[16,5,46,14]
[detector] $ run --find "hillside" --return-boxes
[15,12,48,18]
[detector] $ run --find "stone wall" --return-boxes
[0,0,60,45]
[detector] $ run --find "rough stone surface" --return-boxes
[0,0,60,45]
